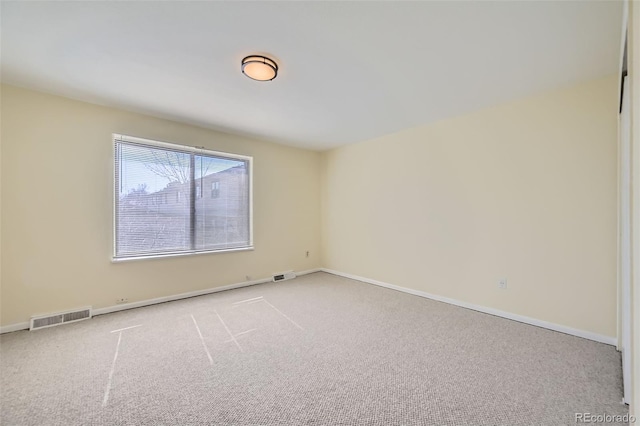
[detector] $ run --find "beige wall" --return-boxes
[321,75,618,338]
[0,85,321,327]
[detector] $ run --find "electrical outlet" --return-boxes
[497,278,507,289]
[246,275,251,281]
[116,298,129,304]
[306,251,310,258]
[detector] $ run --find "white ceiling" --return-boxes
[1,1,623,151]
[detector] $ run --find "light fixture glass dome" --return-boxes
[242,55,278,81]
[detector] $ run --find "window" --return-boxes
[113,134,252,260]
[211,181,220,198]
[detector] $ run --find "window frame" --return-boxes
[112,134,254,262]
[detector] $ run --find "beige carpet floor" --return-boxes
[0,272,629,425]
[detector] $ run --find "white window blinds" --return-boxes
[114,135,252,260]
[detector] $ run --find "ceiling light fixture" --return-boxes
[241,55,278,81]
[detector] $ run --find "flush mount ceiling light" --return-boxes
[241,55,278,81]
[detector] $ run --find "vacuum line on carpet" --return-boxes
[235,328,257,337]
[261,299,305,331]
[102,332,122,407]
[225,328,257,343]
[110,324,142,333]
[191,314,214,365]
[232,296,263,305]
[214,310,243,353]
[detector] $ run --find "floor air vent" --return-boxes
[30,307,92,331]
[272,271,296,282]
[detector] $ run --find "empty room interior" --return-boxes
[1,1,640,425]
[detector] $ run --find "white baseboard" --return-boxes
[0,268,322,334]
[92,278,271,317]
[321,268,617,346]
[293,268,322,276]
[0,321,30,334]
[93,268,322,316]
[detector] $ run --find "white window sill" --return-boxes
[111,246,254,263]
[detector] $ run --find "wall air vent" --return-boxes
[30,307,92,331]
[272,271,296,282]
